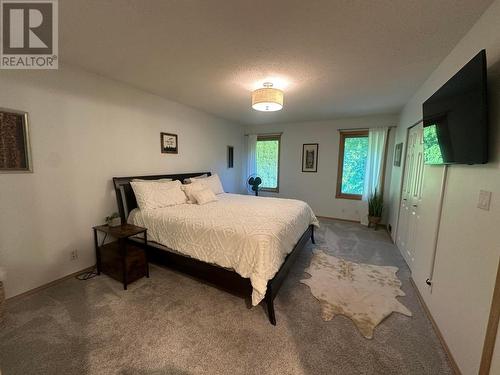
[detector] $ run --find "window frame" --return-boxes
[336,130,369,200]
[256,134,281,193]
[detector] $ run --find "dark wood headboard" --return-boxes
[112,172,211,221]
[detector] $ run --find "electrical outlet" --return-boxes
[70,249,78,261]
[477,190,492,211]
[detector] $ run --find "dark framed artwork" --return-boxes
[394,142,403,166]
[0,108,32,173]
[161,132,178,154]
[227,146,234,168]
[302,143,318,172]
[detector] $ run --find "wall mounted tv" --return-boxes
[423,49,488,165]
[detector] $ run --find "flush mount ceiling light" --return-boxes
[251,82,284,112]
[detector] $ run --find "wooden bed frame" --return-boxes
[112,172,315,325]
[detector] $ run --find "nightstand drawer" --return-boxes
[100,241,147,285]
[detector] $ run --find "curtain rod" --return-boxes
[410,119,423,128]
[337,125,397,132]
[244,132,283,136]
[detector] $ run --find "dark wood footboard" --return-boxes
[145,243,253,298]
[265,225,313,325]
[131,224,314,325]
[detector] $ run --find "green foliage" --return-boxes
[256,140,279,188]
[368,189,384,217]
[423,124,444,164]
[341,137,368,195]
[105,212,120,223]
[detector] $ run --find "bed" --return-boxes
[113,172,319,325]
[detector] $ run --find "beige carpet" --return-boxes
[0,219,454,374]
[301,250,412,339]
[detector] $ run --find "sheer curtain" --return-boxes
[360,127,389,225]
[245,134,258,194]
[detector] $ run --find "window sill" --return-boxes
[260,188,279,193]
[335,193,362,200]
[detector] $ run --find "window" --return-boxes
[336,130,369,200]
[256,134,281,192]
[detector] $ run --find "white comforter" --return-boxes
[128,193,319,305]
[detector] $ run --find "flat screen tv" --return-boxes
[423,50,488,165]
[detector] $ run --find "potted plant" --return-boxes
[0,267,5,323]
[368,189,383,230]
[105,212,122,227]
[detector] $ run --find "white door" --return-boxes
[396,123,424,268]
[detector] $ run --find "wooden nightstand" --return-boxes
[93,224,149,290]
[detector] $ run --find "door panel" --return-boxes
[397,123,424,269]
[396,130,414,260]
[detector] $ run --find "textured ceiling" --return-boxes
[59,0,493,125]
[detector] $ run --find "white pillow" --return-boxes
[191,187,218,205]
[181,183,205,204]
[191,174,224,195]
[131,180,187,210]
[184,174,208,184]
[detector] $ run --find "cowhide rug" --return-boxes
[301,250,412,339]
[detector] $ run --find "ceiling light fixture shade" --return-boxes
[251,82,284,112]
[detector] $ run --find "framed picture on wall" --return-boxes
[394,142,403,166]
[0,108,32,173]
[302,143,319,172]
[227,146,234,168]
[161,132,178,154]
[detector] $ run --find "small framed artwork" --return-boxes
[0,108,32,173]
[161,132,178,154]
[302,143,319,172]
[227,146,234,168]
[394,142,403,166]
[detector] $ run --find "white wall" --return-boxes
[387,1,500,373]
[0,67,245,299]
[245,114,398,222]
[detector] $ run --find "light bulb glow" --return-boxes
[251,83,284,112]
